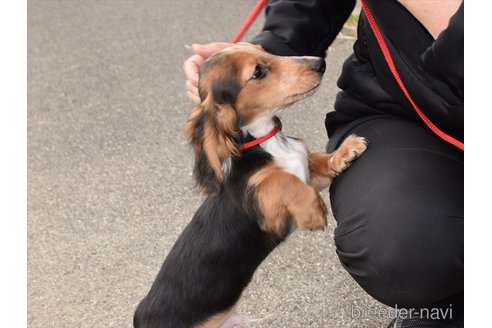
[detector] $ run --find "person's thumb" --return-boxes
[192,42,233,58]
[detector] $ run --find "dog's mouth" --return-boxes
[283,82,321,106]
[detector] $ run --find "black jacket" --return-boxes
[251,0,464,143]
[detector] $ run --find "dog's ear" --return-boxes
[185,99,239,194]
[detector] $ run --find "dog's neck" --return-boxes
[241,114,310,184]
[242,114,278,139]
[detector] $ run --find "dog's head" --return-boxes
[185,44,326,193]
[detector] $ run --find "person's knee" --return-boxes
[328,117,463,308]
[335,204,463,308]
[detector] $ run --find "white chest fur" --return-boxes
[260,132,310,184]
[242,117,310,184]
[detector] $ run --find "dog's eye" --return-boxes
[251,64,268,80]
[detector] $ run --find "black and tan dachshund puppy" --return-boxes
[134,44,367,328]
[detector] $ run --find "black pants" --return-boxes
[326,116,463,311]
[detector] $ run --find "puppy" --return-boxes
[134,44,367,328]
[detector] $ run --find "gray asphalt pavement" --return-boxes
[28,1,390,327]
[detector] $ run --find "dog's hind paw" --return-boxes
[218,313,242,328]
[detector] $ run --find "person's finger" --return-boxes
[187,89,201,105]
[192,42,234,58]
[185,79,199,96]
[183,54,204,86]
[186,80,200,104]
[183,42,238,104]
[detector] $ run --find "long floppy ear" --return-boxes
[185,100,239,194]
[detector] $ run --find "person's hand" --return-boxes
[183,42,234,104]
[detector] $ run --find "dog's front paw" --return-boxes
[330,134,368,175]
[295,189,327,231]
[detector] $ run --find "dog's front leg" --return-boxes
[309,134,368,191]
[249,165,327,237]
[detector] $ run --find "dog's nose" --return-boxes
[311,58,326,74]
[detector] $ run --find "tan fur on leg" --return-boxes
[249,164,327,237]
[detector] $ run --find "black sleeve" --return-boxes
[421,2,463,99]
[251,0,355,57]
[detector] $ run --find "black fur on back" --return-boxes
[133,147,284,328]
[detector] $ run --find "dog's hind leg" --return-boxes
[217,312,242,328]
[195,308,242,328]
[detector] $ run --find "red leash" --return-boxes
[231,0,269,43]
[360,0,464,151]
[232,0,463,150]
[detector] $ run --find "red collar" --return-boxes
[239,126,280,151]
